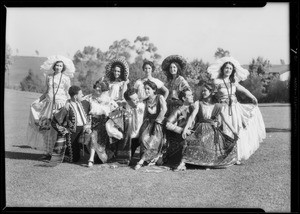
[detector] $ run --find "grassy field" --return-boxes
[4,89,291,211]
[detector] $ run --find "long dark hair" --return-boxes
[110,63,125,82]
[219,61,236,83]
[166,62,183,82]
[52,61,66,72]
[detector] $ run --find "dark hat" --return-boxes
[161,55,187,77]
[105,57,129,81]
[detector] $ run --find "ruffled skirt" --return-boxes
[25,98,66,154]
[220,102,266,161]
[183,123,237,168]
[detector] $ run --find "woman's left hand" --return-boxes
[252,96,258,105]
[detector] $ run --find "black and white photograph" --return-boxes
[3,3,295,212]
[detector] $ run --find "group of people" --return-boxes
[25,54,266,170]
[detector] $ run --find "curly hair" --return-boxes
[110,63,125,82]
[165,62,183,81]
[178,88,192,102]
[52,61,66,72]
[93,79,109,92]
[219,61,236,83]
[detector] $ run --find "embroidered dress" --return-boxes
[86,94,118,163]
[183,102,237,168]
[26,73,71,154]
[139,95,166,163]
[215,80,266,161]
[163,105,193,168]
[166,75,191,116]
[134,78,164,101]
[108,81,127,102]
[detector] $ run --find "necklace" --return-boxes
[222,78,233,115]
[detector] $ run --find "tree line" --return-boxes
[5,37,289,103]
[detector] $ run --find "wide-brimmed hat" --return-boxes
[207,56,249,82]
[161,55,187,77]
[40,55,75,78]
[105,57,129,81]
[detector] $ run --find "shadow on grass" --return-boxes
[5,151,44,161]
[266,128,291,133]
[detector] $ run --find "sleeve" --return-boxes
[153,78,164,89]
[64,76,71,99]
[105,119,124,140]
[134,79,142,89]
[178,76,191,91]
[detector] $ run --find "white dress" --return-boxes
[25,73,71,154]
[108,81,126,102]
[215,79,266,161]
[134,77,164,101]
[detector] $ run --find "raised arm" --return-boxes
[160,85,169,100]
[236,82,258,105]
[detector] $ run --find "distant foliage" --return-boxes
[20,69,45,93]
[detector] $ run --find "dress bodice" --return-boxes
[215,80,237,103]
[196,101,222,123]
[47,73,70,102]
[144,95,162,120]
[109,81,125,101]
[166,76,191,100]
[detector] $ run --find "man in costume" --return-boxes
[46,85,91,166]
[163,88,195,171]
[106,87,145,165]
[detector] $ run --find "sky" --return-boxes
[6,3,290,65]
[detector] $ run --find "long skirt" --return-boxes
[25,98,65,154]
[221,102,266,161]
[183,123,237,168]
[139,119,165,163]
[89,115,114,163]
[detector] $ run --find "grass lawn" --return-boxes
[4,89,291,211]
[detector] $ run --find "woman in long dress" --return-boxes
[26,55,75,159]
[134,60,169,101]
[85,78,118,167]
[180,81,239,170]
[161,55,191,117]
[207,56,266,164]
[134,80,167,170]
[105,57,130,105]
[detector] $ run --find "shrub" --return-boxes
[20,69,45,93]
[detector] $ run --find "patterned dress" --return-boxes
[215,80,266,161]
[139,95,166,163]
[183,102,237,168]
[108,80,126,102]
[26,73,71,154]
[166,75,191,117]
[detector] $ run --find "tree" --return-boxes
[20,69,45,93]
[35,50,39,56]
[5,44,13,87]
[214,47,230,59]
[248,57,271,77]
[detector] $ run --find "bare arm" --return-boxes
[236,83,258,104]
[166,109,183,134]
[160,85,169,100]
[156,95,167,124]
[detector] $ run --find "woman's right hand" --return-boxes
[232,131,239,141]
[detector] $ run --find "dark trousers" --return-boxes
[65,126,83,163]
[131,138,140,158]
